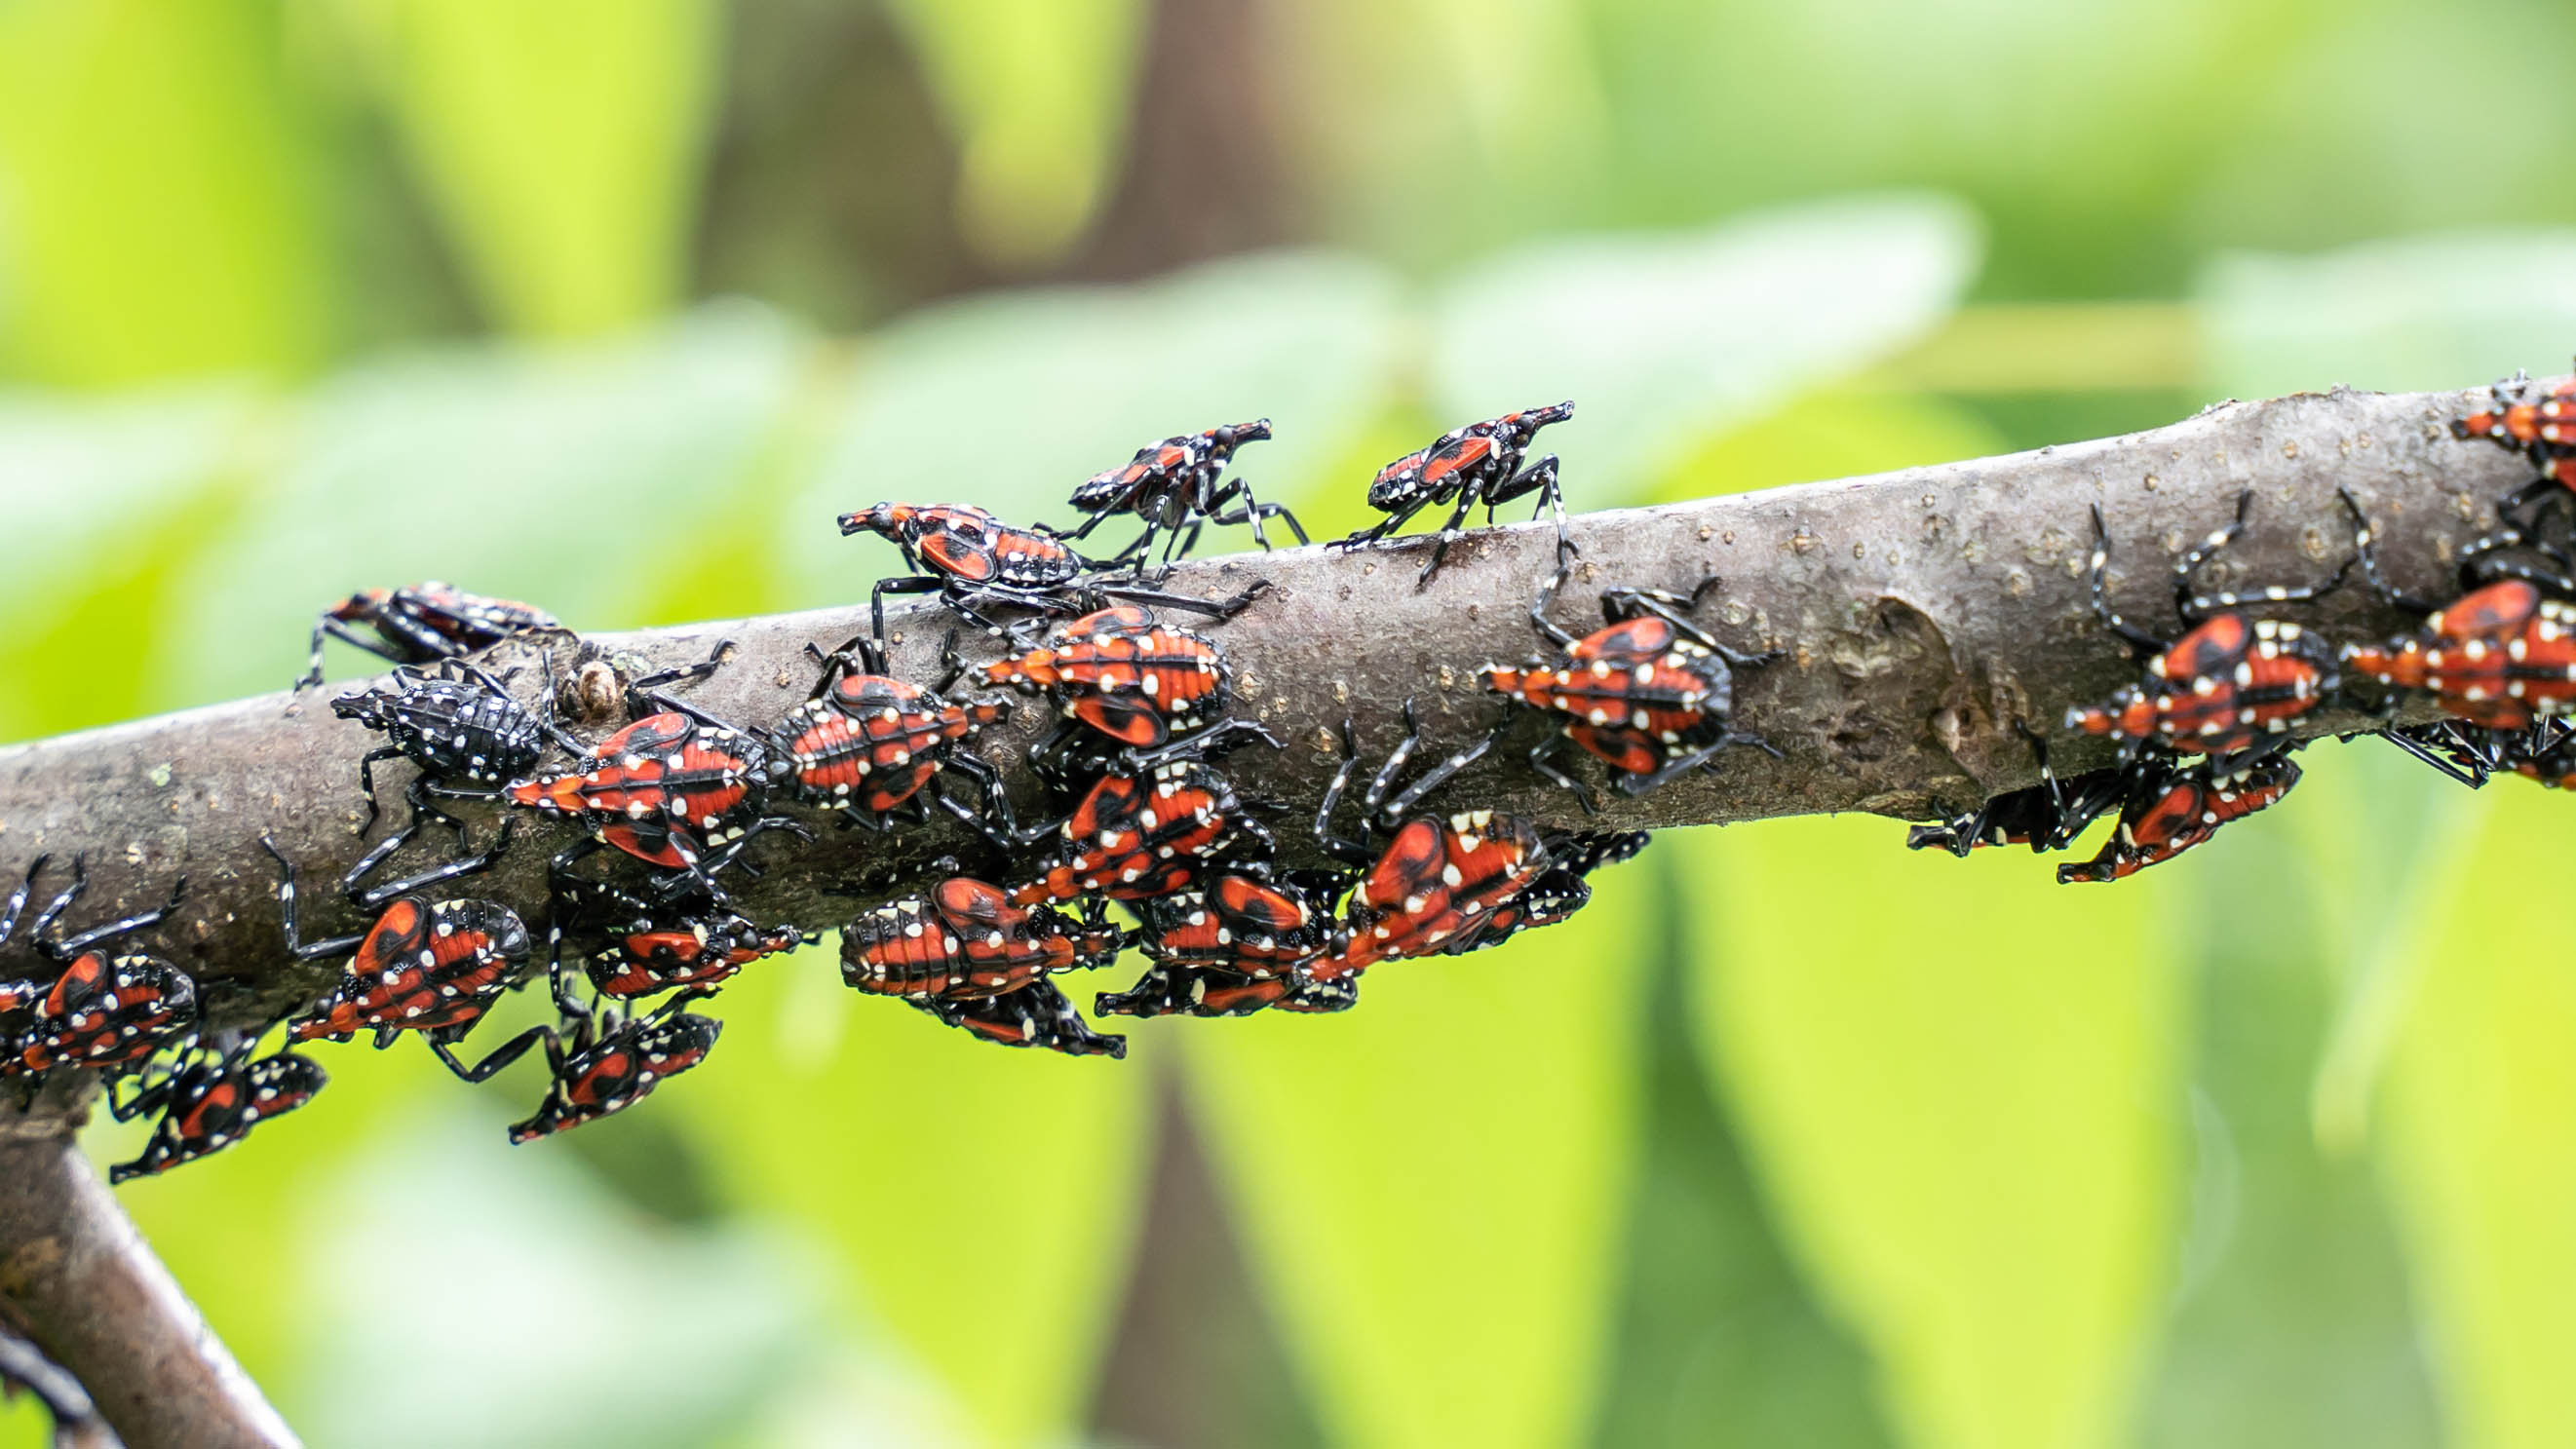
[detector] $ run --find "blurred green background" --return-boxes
[6,1,2576,1445]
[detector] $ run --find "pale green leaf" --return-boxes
[0,0,327,384]
[879,0,1146,267]
[2131,744,2441,1449]
[155,304,805,707]
[354,0,720,335]
[673,951,1151,1447]
[284,1108,816,1449]
[1428,195,1981,493]
[1683,815,2183,1449]
[1180,858,1650,1449]
[2200,232,2576,398]
[2375,782,2576,1449]
[784,250,1403,605]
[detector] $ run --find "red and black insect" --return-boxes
[770,636,1010,831]
[920,979,1127,1057]
[1059,419,1306,568]
[981,604,1248,754]
[841,877,1128,1003]
[841,877,1130,1058]
[1906,725,2126,858]
[543,869,806,1015]
[0,857,196,1079]
[508,1007,723,1143]
[1485,566,1780,809]
[1336,401,1577,584]
[2057,753,2302,885]
[1310,705,1551,977]
[2339,490,2576,733]
[2067,492,2347,768]
[1441,827,1649,956]
[106,1036,326,1182]
[2453,368,2576,525]
[331,658,585,832]
[1096,865,1350,1021]
[266,820,531,1081]
[300,582,558,690]
[506,648,806,893]
[1001,725,1280,904]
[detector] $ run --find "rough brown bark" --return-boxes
[0,385,2505,1086]
[0,1097,295,1449]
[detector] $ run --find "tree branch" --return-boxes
[0,385,2503,1092]
[0,1094,296,1448]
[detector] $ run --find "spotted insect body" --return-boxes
[2343,580,2576,730]
[982,605,1233,748]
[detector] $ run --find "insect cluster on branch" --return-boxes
[12,382,2562,1182]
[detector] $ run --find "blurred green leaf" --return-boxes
[2200,232,2576,398]
[0,386,257,740]
[785,250,1403,605]
[1591,878,1897,1449]
[674,951,1152,1446]
[2375,782,2576,1449]
[1683,817,2182,1449]
[347,0,720,335]
[879,0,1145,268]
[0,0,328,384]
[155,304,806,708]
[284,1109,815,1449]
[1428,195,1981,494]
[1181,859,1649,1449]
[2123,745,2441,1449]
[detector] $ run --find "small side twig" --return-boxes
[0,1098,297,1449]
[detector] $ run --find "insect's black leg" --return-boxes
[871,574,950,648]
[1312,719,1375,866]
[429,1023,553,1084]
[24,855,86,948]
[353,745,406,835]
[2085,503,2174,657]
[1334,496,1431,553]
[348,818,517,912]
[2335,487,2441,614]
[47,873,188,959]
[258,836,366,962]
[1525,734,1600,816]
[1416,491,1483,586]
[0,853,50,950]
[2172,488,2256,620]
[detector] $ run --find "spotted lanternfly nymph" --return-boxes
[1096,866,1349,1021]
[0,856,196,1079]
[2057,753,2302,884]
[769,635,1010,831]
[840,878,1130,1058]
[1906,725,2126,858]
[1335,401,1577,584]
[507,1008,722,1143]
[331,658,584,832]
[107,1039,327,1182]
[840,877,1128,1003]
[266,820,531,1082]
[1485,565,1780,809]
[2338,489,2576,734]
[982,604,1247,752]
[542,869,806,1015]
[2452,367,2576,525]
[1058,419,1306,569]
[300,582,558,691]
[1003,734,1278,906]
[1309,705,1552,978]
[506,646,806,893]
[2066,491,2347,768]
